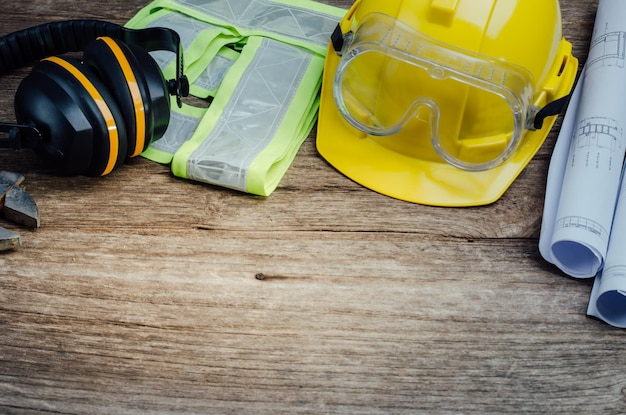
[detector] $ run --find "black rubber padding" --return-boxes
[0,20,123,74]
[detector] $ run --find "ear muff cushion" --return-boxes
[84,37,171,157]
[84,37,148,158]
[126,42,171,141]
[14,56,128,176]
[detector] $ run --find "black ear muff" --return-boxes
[83,36,171,158]
[14,56,128,176]
[0,20,188,177]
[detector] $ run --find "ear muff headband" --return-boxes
[0,19,188,105]
[0,20,126,73]
[44,56,120,175]
[97,36,146,157]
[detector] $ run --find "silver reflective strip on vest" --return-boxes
[186,37,313,191]
[149,53,236,157]
[174,0,339,50]
[152,110,204,156]
[194,51,239,95]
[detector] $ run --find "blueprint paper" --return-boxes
[588,162,626,328]
[539,0,626,327]
[539,0,626,279]
[538,68,584,269]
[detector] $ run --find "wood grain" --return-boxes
[2,1,624,414]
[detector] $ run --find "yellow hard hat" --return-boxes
[316,0,578,206]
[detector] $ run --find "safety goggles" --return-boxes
[332,12,539,171]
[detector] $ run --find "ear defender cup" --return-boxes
[83,36,171,158]
[14,56,128,176]
[1,20,187,176]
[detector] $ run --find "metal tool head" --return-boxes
[0,170,40,251]
[0,226,20,251]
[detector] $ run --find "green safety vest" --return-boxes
[126,0,346,196]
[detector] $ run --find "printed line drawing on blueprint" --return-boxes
[587,29,626,73]
[573,116,623,171]
[602,264,626,286]
[556,215,609,240]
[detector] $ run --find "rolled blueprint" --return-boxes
[588,163,626,328]
[539,0,626,279]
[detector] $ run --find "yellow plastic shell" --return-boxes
[316,0,578,206]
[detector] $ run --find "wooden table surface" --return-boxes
[1,0,621,414]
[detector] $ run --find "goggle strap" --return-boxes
[331,24,345,54]
[533,94,571,130]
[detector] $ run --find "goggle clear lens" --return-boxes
[333,13,536,171]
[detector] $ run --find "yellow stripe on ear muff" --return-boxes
[43,56,119,176]
[98,36,147,158]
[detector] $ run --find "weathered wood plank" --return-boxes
[0,229,613,414]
